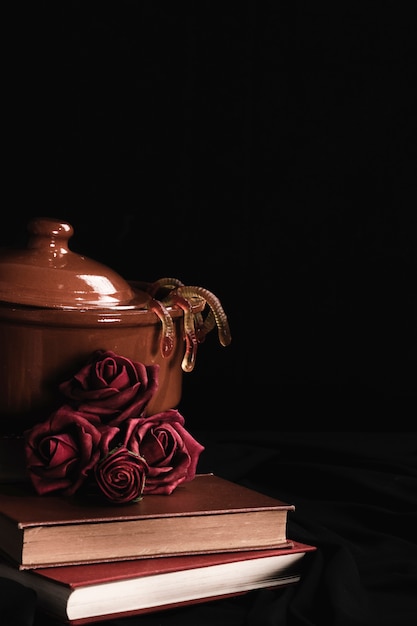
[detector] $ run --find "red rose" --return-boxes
[58,349,159,425]
[24,405,119,496]
[122,409,204,495]
[94,446,149,504]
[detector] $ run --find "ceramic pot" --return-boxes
[0,218,203,435]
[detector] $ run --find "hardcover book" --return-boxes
[0,473,295,569]
[0,542,316,625]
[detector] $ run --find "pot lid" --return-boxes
[0,217,139,309]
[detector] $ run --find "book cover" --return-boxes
[0,473,295,569]
[0,541,316,625]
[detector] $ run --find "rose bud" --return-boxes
[94,446,149,504]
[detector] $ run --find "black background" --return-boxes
[3,1,416,429]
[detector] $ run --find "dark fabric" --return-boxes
[8,431,411,626]
[0,577,37,626]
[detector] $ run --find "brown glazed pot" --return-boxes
[0,217,203,435]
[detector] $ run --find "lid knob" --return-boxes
[27,218,74,266]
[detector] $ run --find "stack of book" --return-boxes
[0,473,316,624]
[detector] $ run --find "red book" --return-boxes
[0,541,316,625]
[0,474,295,569]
